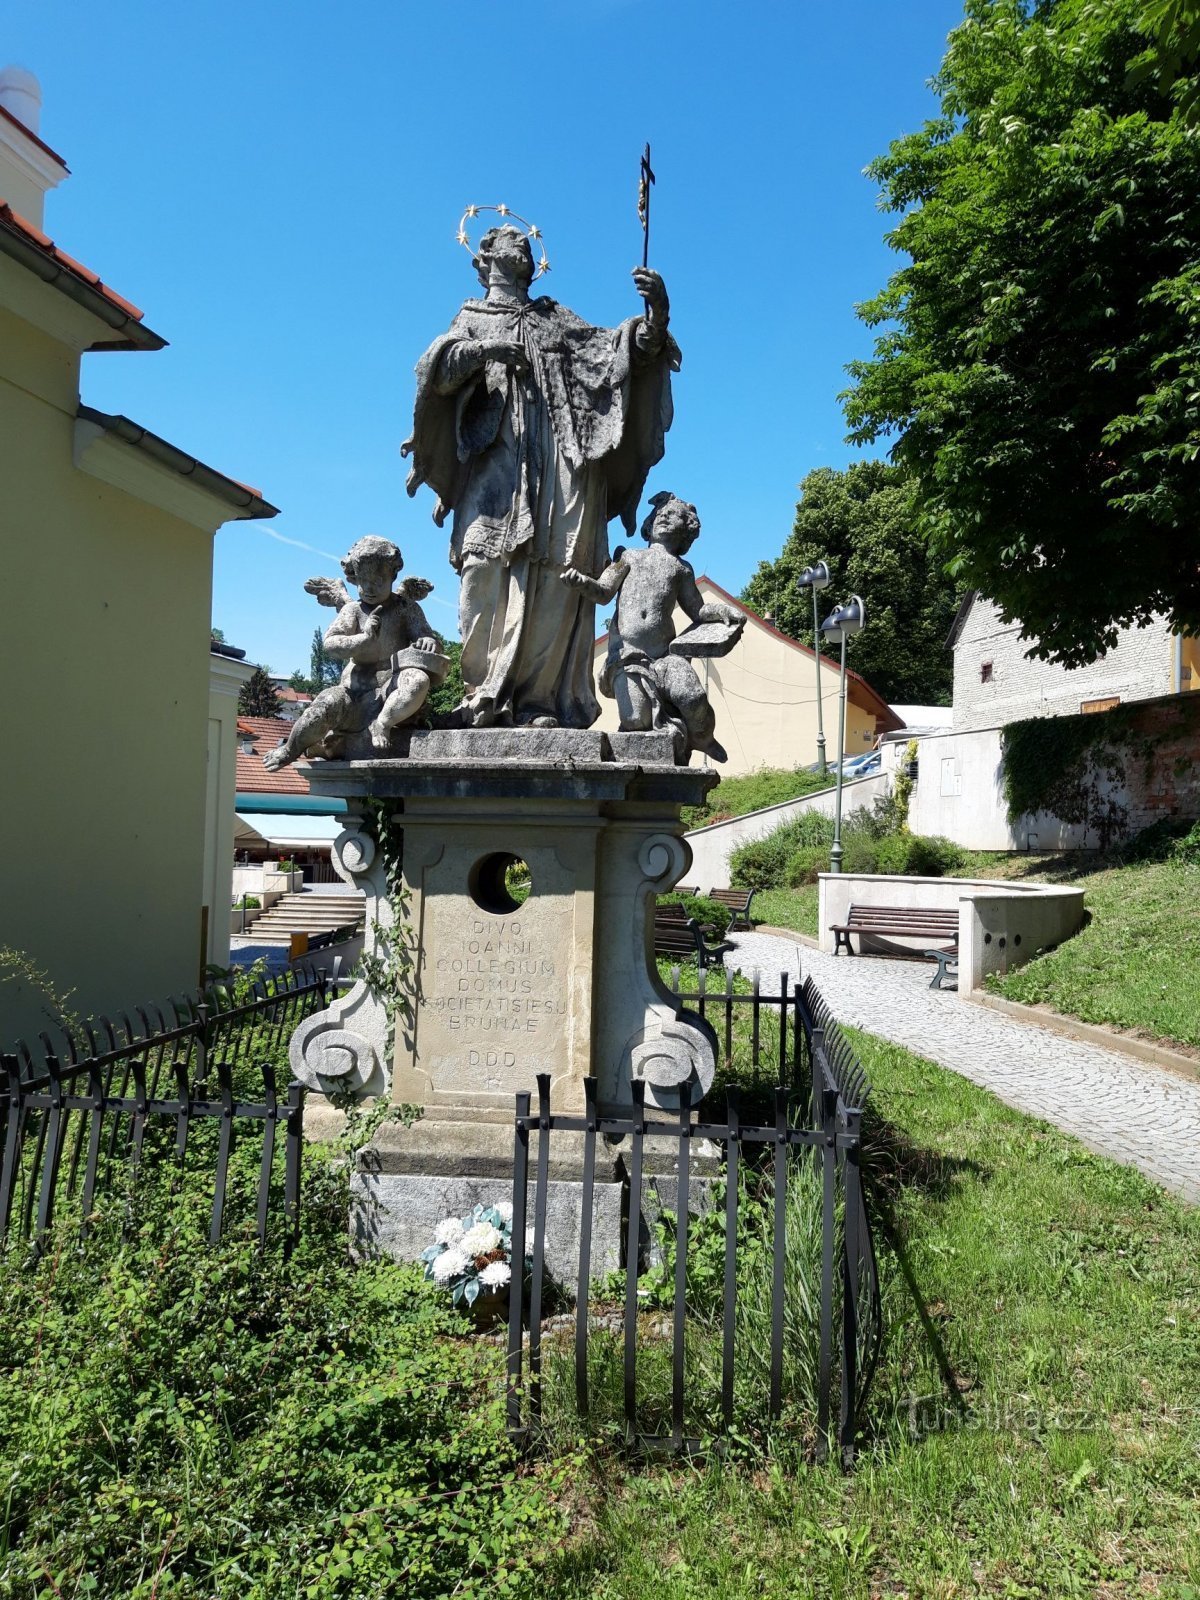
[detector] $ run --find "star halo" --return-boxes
[456,204,550,279]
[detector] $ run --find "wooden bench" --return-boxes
[830,905,959,971]
[654,904,730,970]
[705,886,756,932]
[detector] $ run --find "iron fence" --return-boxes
[0,962,332,1253]
[506,974,881,1463]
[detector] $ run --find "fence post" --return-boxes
[671,1080,692,1448]
[34,1042,68,1248]
[283,1080,304,1255]
[623,1078,647,1444]
[528,1072,552,1426]
[769,1084,788,1420]
[507,1088,531,1436]
[721,1088,740,1431]
[839,1105,863,1465]
[575,1075,598,1418]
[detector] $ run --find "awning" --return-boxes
[234,812,345,850]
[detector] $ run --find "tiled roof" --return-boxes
[236,716,311,794]
[0,199,165,349]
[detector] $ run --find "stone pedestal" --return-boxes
[288,728,720,1276]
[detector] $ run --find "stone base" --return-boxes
[350,1116,720,1283]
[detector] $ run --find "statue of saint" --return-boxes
[403,224,679,728]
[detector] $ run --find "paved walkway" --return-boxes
[728,932,1200,1206]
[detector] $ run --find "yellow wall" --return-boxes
[0,303,216,1040]
[592,581,885,777]
[1181,635,1200,693]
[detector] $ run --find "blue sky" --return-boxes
[6,0,962,675]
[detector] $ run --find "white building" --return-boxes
[949,594,1197,732]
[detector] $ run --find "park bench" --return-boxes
[654,903,731,970]
[830,905,959,987]
[705,886,757,932]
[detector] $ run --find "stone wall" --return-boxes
[953,596,1178,733]
[911,694,1200,851]
[682,771,892,889]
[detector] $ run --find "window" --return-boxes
[980,661,994,684]
[1081,696,1120,714]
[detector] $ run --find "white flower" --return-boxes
[493,1201,514,1226]
[435,1218,464,1247]
[479,1259,512,1288]
[431,1247,469,1283]
[461,1222,502,1256]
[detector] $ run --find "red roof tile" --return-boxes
[0,199,147,322]
[236,717,312,794]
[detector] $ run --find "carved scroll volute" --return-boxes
[623,831,717,1108]
[289,815,391,1099]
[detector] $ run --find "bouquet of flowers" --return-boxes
[420,1200,522,1312]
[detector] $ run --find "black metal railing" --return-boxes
[506,974,881,1463]
[0,963,332,1253]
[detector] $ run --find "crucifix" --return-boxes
[637,142,655,306]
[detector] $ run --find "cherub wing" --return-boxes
[399,577,434,601]
[303,575,350,610]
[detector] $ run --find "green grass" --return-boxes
[537,1031,1200,1599]
[751,885,820,939]
[682,768,833,831]
[969,853,1200,1053]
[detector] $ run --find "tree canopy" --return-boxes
[843,0,1200,667]
[741,462,962,706]
[237,666,280,718]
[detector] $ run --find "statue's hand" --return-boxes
[484,339,529,376]
[560,567,594,591]
[413,636,439,653]
[632,267,669,315]
[363,607,384,638]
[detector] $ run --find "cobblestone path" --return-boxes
[728,932,1200,1206]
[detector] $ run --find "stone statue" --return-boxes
[262,536,448,770]
[564,492,744,763]
[402,223,680,729]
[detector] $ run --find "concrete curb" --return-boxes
[964,989,1200,1084]
[753,925,820,950]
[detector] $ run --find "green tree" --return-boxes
[309,626,340,691]
[844,0,1200,667]
[237,665,280,717]
[742,462,961,705]
[427,636,463,718]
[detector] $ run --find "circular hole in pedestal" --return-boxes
[469,852,532,914]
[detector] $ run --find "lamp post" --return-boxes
[820,595,866,873]
[796,561,831,775]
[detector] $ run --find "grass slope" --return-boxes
[540,1031,1200,1599]
[982,856,1200,1053]
[682,768,834,831]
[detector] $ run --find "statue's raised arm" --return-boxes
[402,220,680,730]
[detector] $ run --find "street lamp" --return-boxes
[796,561,831,775]
[820,595,866,873]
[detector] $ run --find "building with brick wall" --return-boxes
[948,594,1199,733]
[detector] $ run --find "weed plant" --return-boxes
[0,1092,568,1597]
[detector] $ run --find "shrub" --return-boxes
[1173,820,1200,865]
[784,845,828,887]
[731,812,835,891]
[905,833,967,877]
[659,892,733,937]
[872,833,911,874]
[842,832,881,874]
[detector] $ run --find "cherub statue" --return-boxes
[262,536,448,770]
[561,492,744,763]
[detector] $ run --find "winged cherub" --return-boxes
[262,536,447,770]
[561,492,743,762]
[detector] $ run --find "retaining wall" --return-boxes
[682,771,891,890]
[817,873,1086,992]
